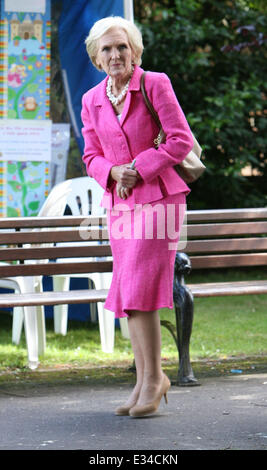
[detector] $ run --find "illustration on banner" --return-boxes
[6,11,50,120]
[0,0,51,217]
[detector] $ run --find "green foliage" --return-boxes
[136,0,267,208]
[242,0,267,13]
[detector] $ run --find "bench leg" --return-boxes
[173,252,199,386]
[174,285,199,386]
[88,279,98,322]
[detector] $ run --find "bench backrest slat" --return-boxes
[186,221,267,238]
[186,208,267,221]
[0,244,112,261]
[0,260,113,277]
[191,253,267,269]
[184,237,267,254]
[0,216,106,228]
[180,209,267,269]
[0,228,109,245]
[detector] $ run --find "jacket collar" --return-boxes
[129,64,144,91]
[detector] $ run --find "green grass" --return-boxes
[0,268,266,376]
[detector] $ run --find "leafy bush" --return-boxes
[136,0,267,208]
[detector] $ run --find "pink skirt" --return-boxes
[104,192,186,318]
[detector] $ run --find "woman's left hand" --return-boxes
[116,183,129,200]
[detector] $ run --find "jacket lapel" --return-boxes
[120,66,143,127]
[93,76,121,132]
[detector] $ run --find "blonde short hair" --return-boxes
[85,16,144,70]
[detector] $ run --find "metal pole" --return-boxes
[123,0,134,21]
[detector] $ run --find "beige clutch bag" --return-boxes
[141,72,206,183]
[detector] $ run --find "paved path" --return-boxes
[0,373,266,451]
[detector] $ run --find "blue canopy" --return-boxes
[58,0,125,154]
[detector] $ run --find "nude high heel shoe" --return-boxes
[115,393,140,416]
[129,374,171,418]
[115,403,135,416]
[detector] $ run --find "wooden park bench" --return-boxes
[170,207,267,386]
[0,208,266,384]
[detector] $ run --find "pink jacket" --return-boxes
[81,65,194,210]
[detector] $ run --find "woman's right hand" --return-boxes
[111,163,141,199]
[111,163,139,189]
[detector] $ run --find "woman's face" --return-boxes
[96,27,134,82]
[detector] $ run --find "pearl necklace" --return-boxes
[106,70,133,106]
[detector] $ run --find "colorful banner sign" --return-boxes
[0,0,51,216]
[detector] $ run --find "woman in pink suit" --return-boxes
[82,16,194,418]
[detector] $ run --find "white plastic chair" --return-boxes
[50,176,117,352]
[52,177,130,346]
[12,176,128,354]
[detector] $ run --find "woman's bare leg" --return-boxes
[128,309,165,407]
[120,314,144,408]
